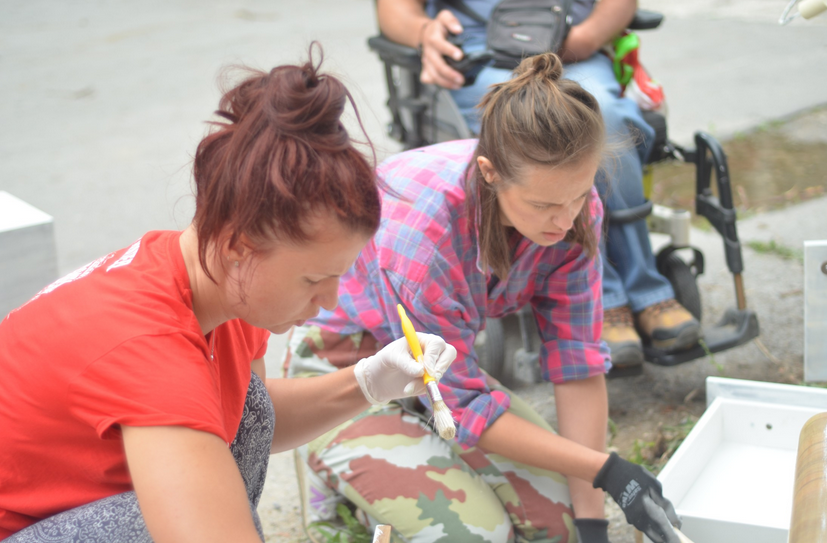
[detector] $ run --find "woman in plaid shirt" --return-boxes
[286,53,681,543]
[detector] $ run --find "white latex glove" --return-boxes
[353,332,457,405]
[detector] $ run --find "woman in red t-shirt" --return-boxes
[0,47,456,543]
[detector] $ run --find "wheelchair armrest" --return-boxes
[608,200,653,224]
[368,35,423,71]
[628,9,664,30]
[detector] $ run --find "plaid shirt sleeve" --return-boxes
[383,260,511,451]
[532,192,612,383]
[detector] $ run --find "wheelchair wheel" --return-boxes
[659,253,702,322]
[476,317,505,381]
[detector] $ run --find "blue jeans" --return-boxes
[453,51,675,312]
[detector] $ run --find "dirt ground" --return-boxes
[602,105,827,473]
[257,105,827,543]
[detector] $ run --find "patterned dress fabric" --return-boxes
[5,373,274,543]
[287,326,577,543]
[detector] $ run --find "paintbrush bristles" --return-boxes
[432,400,456,439]
[425,381,456,439]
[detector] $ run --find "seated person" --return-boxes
[286,53,682,543]
[377,0,701,370]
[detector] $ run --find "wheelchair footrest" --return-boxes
[643,307,760,366]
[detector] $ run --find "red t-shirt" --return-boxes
[0,230,270,538]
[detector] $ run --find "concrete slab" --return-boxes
[0,0,399,276]
[639,0,827,145]
[2,0,825,277]
[781,106,827,143]
[737,195,827,251]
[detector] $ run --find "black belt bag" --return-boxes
[443,0,572,70]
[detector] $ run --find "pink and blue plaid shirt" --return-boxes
[311,140,611,448]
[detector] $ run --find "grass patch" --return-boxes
[627,416,699,475]
[746,240,803,262]
[608,417,618,443]
[648,106,827,219]
[699,338,725,375]
[309,504,372,543]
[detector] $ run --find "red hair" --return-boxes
[192,45,380,280]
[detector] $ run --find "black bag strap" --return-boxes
[435,0,488,25]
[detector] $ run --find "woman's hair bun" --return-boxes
[214,43,350,148]
[514,52,564,82]
[192,44,381,283]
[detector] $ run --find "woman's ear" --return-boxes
[477,156,500,185]
[222,234,254,268]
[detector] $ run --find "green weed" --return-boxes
[627,416,699,475]
[628,438,659,473]
[308,504,372,543]
[699,339,724,375]
[607,418,618,444]
[746,240,803,263]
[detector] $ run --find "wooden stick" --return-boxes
[373,524,392,543]
[789,412,827,543]
[674,528,695,543]
[635,527,695,543]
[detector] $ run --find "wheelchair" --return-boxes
[367,10,760,381]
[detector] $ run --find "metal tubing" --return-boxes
[694,132,747,304]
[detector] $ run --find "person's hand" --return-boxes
[354,333,457,405]
[419,9,466,89]
[593,452,682,543]
[574,518,611,543]
[559,24,599,63]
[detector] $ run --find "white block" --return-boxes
[647,377,827,543]
[804,240,827,382]
[0,191,58,317]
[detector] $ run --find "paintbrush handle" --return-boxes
[635,528,694,543]
[396,304,436,384]
[674,528,694,543]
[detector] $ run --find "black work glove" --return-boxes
[593,452,681,543]
[574,518,610,543]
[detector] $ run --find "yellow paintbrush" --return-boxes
[397,304,456,440]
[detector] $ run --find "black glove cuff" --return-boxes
[573,518,610,543]
[592,451,621,490]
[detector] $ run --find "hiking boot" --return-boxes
[636,299,701,352]
[602,305,644,371]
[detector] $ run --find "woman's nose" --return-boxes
[551,206,576,231]
[315,279,340,311]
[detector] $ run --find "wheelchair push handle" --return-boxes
[628,9,664,30]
